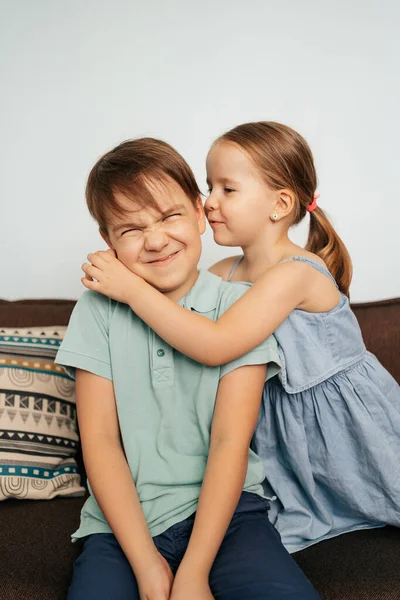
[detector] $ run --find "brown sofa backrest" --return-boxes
[0,299,76,328]
[351,298,399,384]
[0,297,399,383]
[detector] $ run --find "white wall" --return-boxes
[1,0,399,302]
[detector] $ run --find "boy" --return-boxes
[56,138,319,600]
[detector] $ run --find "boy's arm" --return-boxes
[76,369,173,596]
[171,363,267,596]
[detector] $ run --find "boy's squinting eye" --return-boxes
[121,228,142,236]
[164,213,181,221]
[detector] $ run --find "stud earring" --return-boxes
[272,213,279,221]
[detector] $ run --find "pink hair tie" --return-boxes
[307,193,320,213]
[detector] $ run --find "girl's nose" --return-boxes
[204,192,218,212]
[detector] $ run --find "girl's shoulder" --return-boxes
[279,249,328,270]
[273,253,341,313]
[208,255,242,281]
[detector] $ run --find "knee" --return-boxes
[67,534,139,600]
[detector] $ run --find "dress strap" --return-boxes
[227,256,244,281]
[279,256,338,288]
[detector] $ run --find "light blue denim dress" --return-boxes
[228,256,400,553]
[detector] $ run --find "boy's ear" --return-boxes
[100,229,114,249]
[195,197,207,235]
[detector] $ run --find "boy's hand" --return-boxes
[136,551,174,600]
[81,250,142,304]
[170,569,215,600]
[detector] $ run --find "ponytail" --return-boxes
[306,207,352,297]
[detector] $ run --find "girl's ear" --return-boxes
[100,229,114,249]
[274,190,295,219]
[195,196,207,235]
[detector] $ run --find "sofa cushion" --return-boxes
[0,496,399,600]
[0,326,67,358]
[0,496,84,600]
[0,326,85,500]
[294,526,400,599]
[0,300,86,480]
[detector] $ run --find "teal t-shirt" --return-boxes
[56,269,280,539]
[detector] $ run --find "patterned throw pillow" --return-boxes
[0,328,85,500]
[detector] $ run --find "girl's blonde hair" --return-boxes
[218,122,352,296]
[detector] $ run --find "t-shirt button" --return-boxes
[157,349,165,357]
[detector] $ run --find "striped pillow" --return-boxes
[0,328,85,500]
[0,327,67,358]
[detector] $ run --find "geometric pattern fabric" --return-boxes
[0,328,84,500]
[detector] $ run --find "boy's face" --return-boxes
[102,177,206,301]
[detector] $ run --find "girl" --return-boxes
[83,122,400,553]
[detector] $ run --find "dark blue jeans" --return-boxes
[68,492,320,600]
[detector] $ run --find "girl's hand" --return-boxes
[170,570,215,600]
[136,551,174,600]
[81,249,142,304]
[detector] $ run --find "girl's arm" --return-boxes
[82,251,310,366]
[171,363,267,598]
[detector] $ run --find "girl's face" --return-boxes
[205,141,277,248]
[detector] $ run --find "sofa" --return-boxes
[0,296,399,600]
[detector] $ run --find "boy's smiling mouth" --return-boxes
[145,250,181,266]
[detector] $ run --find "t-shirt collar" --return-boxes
[179,269,221,314]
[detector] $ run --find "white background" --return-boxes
[1,0,399,302]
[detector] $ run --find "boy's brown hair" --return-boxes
[86,138,201,233]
